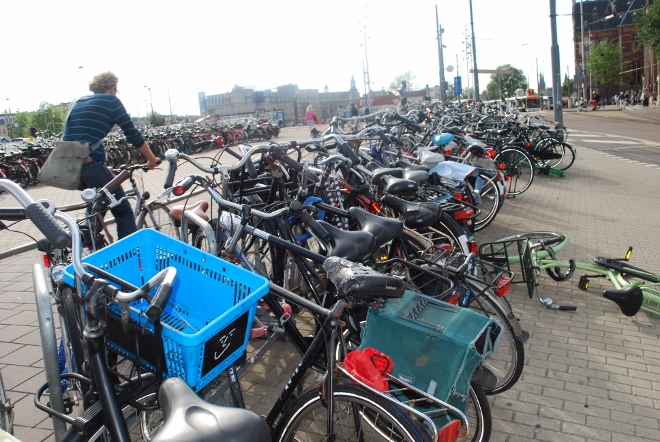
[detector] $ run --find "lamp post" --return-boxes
[468,0,480,102]
[144,86,154,124]
[436,5,446,101]
[5,98,12,138]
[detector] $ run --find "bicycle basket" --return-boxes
[63,229,269,391]
[359,290,502,412]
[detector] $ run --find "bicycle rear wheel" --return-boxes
[494,148,534,196]
[136,203,179,240]
[0,369,13,435]
[274,383,434,442]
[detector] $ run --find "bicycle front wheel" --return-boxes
[274,383,433,442]
[136,203,179,240]
[494,148,534,196]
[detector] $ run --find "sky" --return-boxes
[2,0,577,117]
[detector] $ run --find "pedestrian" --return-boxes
[643,88,650,107]
[337,106,345,129]
[62,71,160,239]
[613,93,619,108]
[344,105,351,119]
[591,91,600,110]
[500,97,506,113]
[397,96,408,112]
[622,91,630,109]
[350,103,359,117]
[305,105,318,129]
[652,90,657,106]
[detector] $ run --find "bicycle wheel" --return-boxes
[535,139,564,169]
[555,142,576,171]
[0,369,13,435]
[136,203,179,240]
[87,391,162,442]
[463,281,525,395]
[494,148,534,196]
[432,212,471,255]
[470,172,501,232]
[466,384,491,442]
[274,383,434,442]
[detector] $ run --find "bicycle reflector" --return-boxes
[172,176,195,197]
[494,277,512,297]
[42,253,51,268]
[437,419,462,442]
[467,240,478,255]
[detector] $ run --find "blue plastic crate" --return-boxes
[63,229,269,391]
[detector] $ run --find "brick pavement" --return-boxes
[1,125,659,441]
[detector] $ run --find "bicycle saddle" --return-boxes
[602,285,643,317]
[382,175,418,195]
[371,167,403,185]
[380,195,442,229]
[395,159,429,172]
[317,220,376,262]
[169,200,210,223]
[152,377,271,442]
[323,256,405,302]
[348,207,404,247]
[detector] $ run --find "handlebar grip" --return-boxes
[245,158,258,178]
[101,169,131,194]
[372,128,391,144]
[301,211,331,243]
[557,306,577,311]
[389,135,404,146]
[393,113,423,132]
[0,207,28,220]
[145,282,173,321]
[338,142,360,165]
[164,161,177,189]
[541,236,565,247]
[25,202,71,248]
[272,148,303,172]
[172,176,196,195]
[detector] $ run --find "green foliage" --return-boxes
[460,87,474,100]
[13,112,31,137]
[32,102,67,135]
[150,112,166,127]
[562,77,574,97]
[634,2,660,56]
[388,72,418,95]
[483,65,527,101]
[586,39,623,87]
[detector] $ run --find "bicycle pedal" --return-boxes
[578,275,589,290]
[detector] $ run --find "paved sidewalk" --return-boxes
[1,126,659,441]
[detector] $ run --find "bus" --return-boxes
[505,89,541,112]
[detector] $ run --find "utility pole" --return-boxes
[550,0,564,127]
[435,5,446,101]
[469,0,480,101]
[580,0,587,107]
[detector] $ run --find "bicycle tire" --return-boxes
[462,281,525,395]
[471,172,501,232]
[535,139,565,169]
[136,203,179,240]
[0,368,13,435]
[466,384,491,442]
[432,212,471,255]
[274,383,434,442]
[556,142,576,171]
[494,147,534,196]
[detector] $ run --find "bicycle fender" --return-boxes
[485,291,529,343]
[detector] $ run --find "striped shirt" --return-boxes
[63,94,145,162]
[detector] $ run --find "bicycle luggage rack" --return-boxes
[477,238,536,299]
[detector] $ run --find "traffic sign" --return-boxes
[446,65,454,73]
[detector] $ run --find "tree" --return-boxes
[635,2,660,56]
[482,64,527,101]
[32,102,67,135]
[460,87,475,100]
[388,72,418,95]
[586,39,623,100]
[13,112,32,138]
[150,112,166,127]
[561,76,574,97]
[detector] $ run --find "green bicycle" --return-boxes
[478,231,657,316]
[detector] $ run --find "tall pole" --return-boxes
[167,85,173,122]
[580,0,586,107]
[550,0,564,127]
[144,86,154,123]
[362,26,372,108]
[436,5,446,101]
[469,0,480,101]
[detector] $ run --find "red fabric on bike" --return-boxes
[343,347,393,392]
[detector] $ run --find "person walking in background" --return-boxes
[591,91,601,110]
[500,97,507,113]
[63,71,160,240]
[305,105,318,129]
[337,106,346,129]
[350,103,359,117]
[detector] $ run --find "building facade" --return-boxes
[573,0,657,100]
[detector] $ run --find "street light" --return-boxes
[5,98,12,138]
[144,86,154,123]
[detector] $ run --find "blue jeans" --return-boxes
[80,161,136,239]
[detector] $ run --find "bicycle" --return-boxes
[0,368,14,437]
[478,231,650,316]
